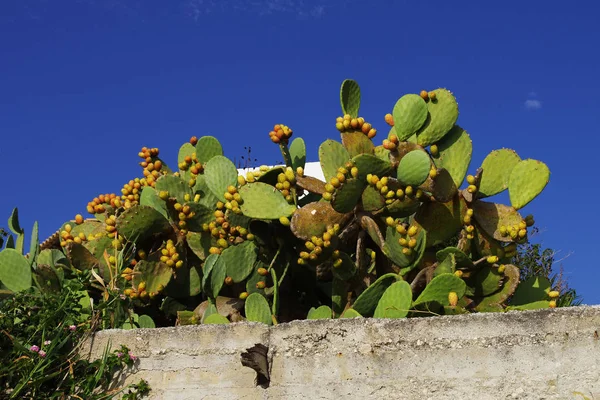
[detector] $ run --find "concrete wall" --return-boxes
[83,306,600,399]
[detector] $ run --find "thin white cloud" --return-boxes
[524,99,542,110]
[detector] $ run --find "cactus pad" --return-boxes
[352,154,393,182]
[204,313,230,324]
[413,273,466,311]
[0,249,32,292]
[245,292,273,325]
[319,139,350,182]
[472,201,523,243]
[415,89,459,146]
[186,232,213,261]
[341,131,375,157]
[202,254,226,300]
[373,280,412,319]
[340,309,363,318]
[239,182,297,219]
[509,276,551,306]
[392,94,428,141]
[178,142,197,181]
[436,247,474,269]
[181,202,215,231]
[307,305,333,319]
[116,205,170,242]
[140,186,169,220]
[289,137,307,171]
[133,260,173,296]
[155,175,193,205]
[432,125,472,188]
[204,155,239,202]
[331,178,365,213]
[296,175,326,195]
[290,201,351,241]
[195,136,223,163]
[352,273,400,317]
[361,185,385,211]
[426,169,458,203]
[222,241,258,282]
[508,159,550,209]
[475,264,519,310]
[340,79,361,117]
[397,150,431,187]
[473,266,504,297]
[478,149,521,198]
[414,196,465,247]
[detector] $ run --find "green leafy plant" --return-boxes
[11,79,561,328]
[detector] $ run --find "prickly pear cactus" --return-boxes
[21,78,555,326]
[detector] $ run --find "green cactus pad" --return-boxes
[204,155,239,202]
[195,136,223,164]
[473,266,503,297]
[475,264,519,311]
[116,205,171,242]
[413,273,466,311]
[508,159,550,210]
[202,254,226,299]
[340,309,363,318]
[239,182,297,219]
[186,231,213,261]
[359,215,385,250]
[415,88,459,146]
[341,131,375,158]
[361,186,386,211]
[8,207,23,235]
[433,253,456,277]
[289,137,306,171]
[245,292,273,325]
[177,142,197,181]
[37,249,69,271]
[0,249,32,292]
[139,186,170,220]
[423,169,458,203]
[133,260,173,295]
[331,251,357,281]
[384,196,420,218]
[397,150,431,186]
[382,226,412,268]
[374,145,391,163]
[352,154,393,182]
[61,219,105,242]
[296,175,326,195]
[352,273,400,317]
[64,242,100,271]
[331,178,365,213]
[319,139,350,182]
[255,167,284,186]
[181,202,215,231]
[506,300,551,311]
[373,280,412,319]
[340,79,361,117]
[509,276,551,306]
[155,175,193,205]
[436,247,474,269]
[392,94,428,141]
[331,277,347,316]
[290,201,351,241]
[204,313,231,324]
[414,195,465,247]
[221,241,258,283]
[138,315,156,328]
[472,201,523,243]
[193,175,220,209]
[432,125,472,188]
[477,149,521,198]
[471,223,507,259]
[307,305,333,319]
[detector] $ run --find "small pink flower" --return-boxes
[44,340,51,346]
[128,351,137,361]
[30,345,40,352]
[38,350,46,357]
[69,325,76,331]
[116,352,123,358]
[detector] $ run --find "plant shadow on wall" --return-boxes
[0,80,578,368]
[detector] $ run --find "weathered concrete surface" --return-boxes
[84,306,600,399]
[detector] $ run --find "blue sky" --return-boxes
[1,1,598,303]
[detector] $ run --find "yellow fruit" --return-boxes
[279,216,291,226]
[65,224,72,233]
[257,267,268,276]
[138,281,146,291]
[384,113,394,126]
[549,300,557,308]
[454,270,463,278]
[385,216,395,227]
[407,226,418,237]
[430,144,439,157]
[428,91,437,100]
[466,175,476,185]
[448,291,458,306]
[487,255,499,264]
[420,90,429,101]
[497,264,506,274]
[467,185,477,193]
[239,292,249,300]
[548,290,560,298]
[256,281,266,290]
[75,214,84,225]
